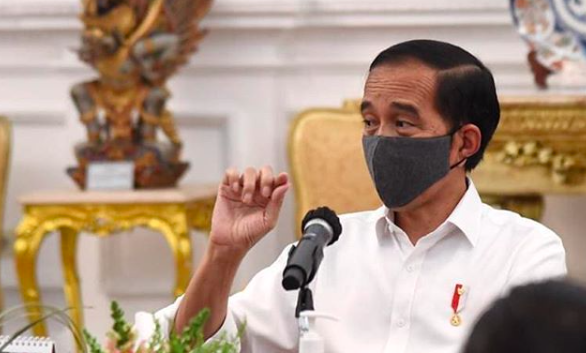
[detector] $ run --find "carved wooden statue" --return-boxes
[69,0,213,188]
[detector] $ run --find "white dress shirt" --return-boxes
[135,180,566,353]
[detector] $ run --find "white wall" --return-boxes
[1,0,586,349]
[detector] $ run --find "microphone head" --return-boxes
[282,267,305,290]
[301,206,342,245]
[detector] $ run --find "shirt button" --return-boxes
[406,265,414,273]
[397,319,406,328]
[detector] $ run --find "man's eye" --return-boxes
[396,120,413,128]
[362,118,376,128]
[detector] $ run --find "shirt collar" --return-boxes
[445,178,482,247]
[369,178,482,247]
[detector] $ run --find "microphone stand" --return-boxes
[295,285,338,353]
[296,285,314,318]
[296,285,314,334]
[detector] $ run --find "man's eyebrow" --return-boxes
[391,101,420,117]
[360,101,372,113]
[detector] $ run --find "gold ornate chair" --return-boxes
[288,97,586,231]
[288,101,380,230]
[0,116,11,312]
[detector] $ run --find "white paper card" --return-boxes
[87,161,134,190]
[0,336,55,353]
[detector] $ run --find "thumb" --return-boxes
[266,182,290,226]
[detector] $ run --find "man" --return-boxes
[138,40,566,353]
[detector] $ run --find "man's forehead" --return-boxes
[367,60,438,83]
[363,62,437,103]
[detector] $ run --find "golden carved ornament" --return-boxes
[495,140,584,185]
[474,96,586,194]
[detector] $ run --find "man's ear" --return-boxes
[458,124,482,159]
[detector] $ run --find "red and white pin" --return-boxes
[450,283,467,326]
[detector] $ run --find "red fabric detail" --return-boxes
[451,284,463,313]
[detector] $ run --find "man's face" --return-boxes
[361,60,450,139]
[361,60,463,211]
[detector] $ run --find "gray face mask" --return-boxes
[362,132,464,209]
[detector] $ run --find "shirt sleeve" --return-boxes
[133,295,183,345]
[133,245,299,353]
[223,245,300,353]
[505,226,567,291]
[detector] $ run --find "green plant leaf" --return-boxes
[110,301,133,349]
[147,316,167,353]
[83,329,105,353]
[179,308,210,350]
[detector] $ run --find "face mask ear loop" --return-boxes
[449,158,467,170]
[448,124,467,170]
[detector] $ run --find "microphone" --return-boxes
[282,207,342,291]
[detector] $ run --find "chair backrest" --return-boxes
[288,100,380,232]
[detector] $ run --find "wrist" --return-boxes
[206,241,247,265]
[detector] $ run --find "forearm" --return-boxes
[173,166,289,339]
[175,243,245,339]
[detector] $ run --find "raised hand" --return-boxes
[209,166,290,255]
